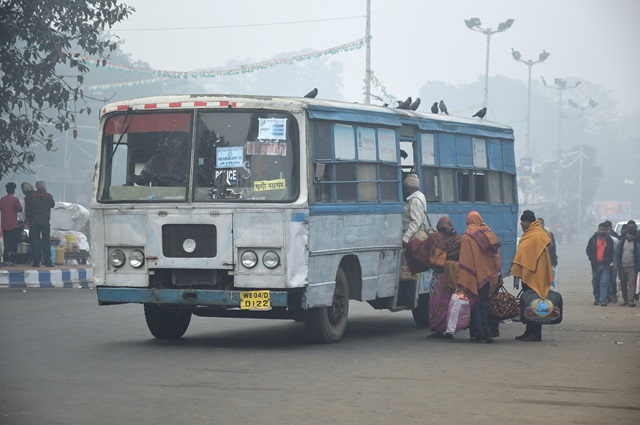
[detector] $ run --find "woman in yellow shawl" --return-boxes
[458,211,502,343]
[511,210,554,342]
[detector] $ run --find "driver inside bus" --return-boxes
[136,132,190,187]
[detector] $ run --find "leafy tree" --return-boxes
[0,0,134,179]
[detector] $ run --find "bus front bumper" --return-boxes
[97,287,289,307]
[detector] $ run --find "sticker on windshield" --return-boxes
[258,118,287,140]
[254,179,286,191]
[246,141,287,156]
[216,146,244,168]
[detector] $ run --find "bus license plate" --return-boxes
[239,291,271,310]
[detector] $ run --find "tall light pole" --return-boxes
[568,98,598,235]
[541,77,581,218]
[511,49,550,156]
[364,0,372,104]
[541,77,581,150]
[465,17,514,107]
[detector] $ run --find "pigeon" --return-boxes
[431,102,439,113]
[304,88,318,98]
[396,97,412,109]
[472,107,487,119]
[439,100,448,115]
[408,98,421,111]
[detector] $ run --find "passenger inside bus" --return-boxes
[136,132,190,187]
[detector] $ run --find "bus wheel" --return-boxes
[305,267,349,344]
[412,293,430,328]
[144,304,191,339]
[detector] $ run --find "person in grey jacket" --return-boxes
[613,228,640,306]
[25,180,55,267]
[401,173,427,245]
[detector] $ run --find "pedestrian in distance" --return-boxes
[25,180,55,267]
[511,210,554,342]
[613,228,640,307]
[585,222,615,306]
[604,220,620,303]
[0,182,23,265]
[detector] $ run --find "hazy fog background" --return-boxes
[2,0,638,230]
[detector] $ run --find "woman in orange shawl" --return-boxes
[458,211,502,343]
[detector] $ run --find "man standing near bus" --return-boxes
[512,210,554,341]
[401,173,427,246]
[0,182,23,265]
[25,180,55,267]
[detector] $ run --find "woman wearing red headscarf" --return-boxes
[458,211,502,343]
[426,217,461,339]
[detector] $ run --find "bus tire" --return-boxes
[144,304,191,339]
[412,293,430,328]
[305,267,349,344]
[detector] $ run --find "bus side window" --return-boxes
[474,171,487,202]
[440,169,455,202]
[335,163,357,202]
[457,170,472,202]
[422,166,439,202]
[487,171,502,203]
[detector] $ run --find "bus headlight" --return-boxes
[110,250,126,268]
[262,251,280,269]
[241,250,258,268]
[129,250,145,268]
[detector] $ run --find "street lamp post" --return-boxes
[568,98,598,235]
[541,77,581,207]
[511,49,550,156]
[465,17,514,107]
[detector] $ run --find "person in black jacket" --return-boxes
[586,223,615,306]
[613,228,640,306]
[25,181,55,267]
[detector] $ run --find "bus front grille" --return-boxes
[162,224,217,258]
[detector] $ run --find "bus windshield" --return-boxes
[97,110,299,202]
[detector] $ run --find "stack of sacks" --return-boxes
[50,202,89,231]
[50,230,90,252]
[50,203,90,258]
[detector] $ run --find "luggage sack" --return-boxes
[489,284,519,320]
[519,289,563,325]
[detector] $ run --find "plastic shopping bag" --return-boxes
[550,266,558,290]
[446,289,471,334]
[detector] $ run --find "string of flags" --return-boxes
[85,37,367,91]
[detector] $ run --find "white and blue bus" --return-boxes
[93,94,518,343]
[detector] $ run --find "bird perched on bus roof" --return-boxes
[431,102,439,113]
[472,107,487,119]
[439,100,449,115]
[396,97,412,109]
[408,98,421,111]
[304,88,318,98]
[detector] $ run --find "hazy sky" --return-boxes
[110,0,640,112]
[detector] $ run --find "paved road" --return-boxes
[1,241,638,425]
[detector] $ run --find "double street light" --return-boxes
[511,49,550,156]
[567,98,598,235]
[542,77,582,217]
[541,77,582,150]
[465,17,515,107]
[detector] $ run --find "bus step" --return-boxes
[395,279,419,310]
